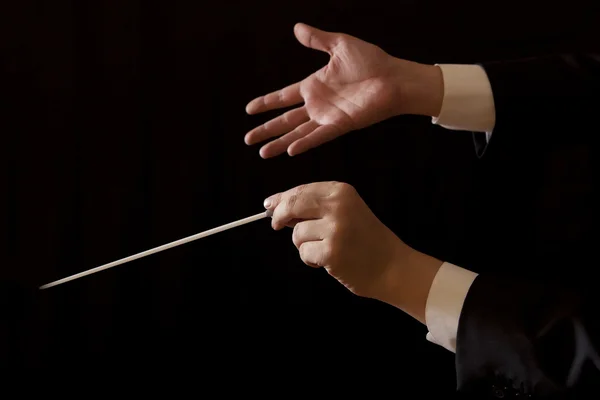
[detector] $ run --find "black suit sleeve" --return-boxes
[456,54,600,398]
[456,274,600,398]
[472,53,600,158]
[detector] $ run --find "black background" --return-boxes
[1,0,598,389]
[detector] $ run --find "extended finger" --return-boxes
[264,182,336,210]
[287,124,342,156]
[259,120,318,159]
[244,107,309,146]
[271,190,321,230]
[246,81,303,115]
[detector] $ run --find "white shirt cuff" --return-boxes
[425,262,478,353]
[432,64,496,134]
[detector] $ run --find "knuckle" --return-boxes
[327,181,353,197]
[334,35,348,48]
[294,183,307,194]
[338,182,356,195]
[330,182,356,210]
[286,193,299,210]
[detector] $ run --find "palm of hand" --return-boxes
[302,44,397,130]
[245,24,400,158]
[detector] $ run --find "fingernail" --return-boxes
[263,198,272,208]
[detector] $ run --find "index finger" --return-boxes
[246,81,303,115]
[264,183,333,230]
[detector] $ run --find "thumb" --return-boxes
[294,23,340,54]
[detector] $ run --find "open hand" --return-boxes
[244,23,442,158]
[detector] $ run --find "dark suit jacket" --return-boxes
[456,54,600,399]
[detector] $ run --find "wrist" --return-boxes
[389,59,444,118]
[373,242,443,324]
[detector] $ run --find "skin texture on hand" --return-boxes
[250,25,446,324]
[264,181,443,324]
[245,23,443,159]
